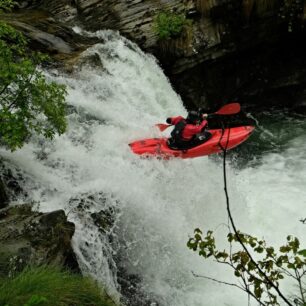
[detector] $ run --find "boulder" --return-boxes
[0,204,79,276]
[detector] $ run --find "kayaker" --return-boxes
[166,110,211,150]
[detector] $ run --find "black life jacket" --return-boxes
[170,119,186,143]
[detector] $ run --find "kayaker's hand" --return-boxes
[166,118,172,124]
[202,113,208,119]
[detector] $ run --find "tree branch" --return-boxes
[191,271,244,290]
[192,271,266,306]
[295,269,305,304]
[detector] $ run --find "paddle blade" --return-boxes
[155,123,171,131]
[215,103,241,115]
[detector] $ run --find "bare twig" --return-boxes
[299,218,306,224]
[192,271,266,306]
[191,271,244,290]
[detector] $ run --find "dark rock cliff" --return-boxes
[3,0,306,110]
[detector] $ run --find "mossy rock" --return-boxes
[0,204,79,277]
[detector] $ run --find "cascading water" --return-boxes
[235,113,306,241]
[1,30,305,305]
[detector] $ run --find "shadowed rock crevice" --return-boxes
[0,179,8,209]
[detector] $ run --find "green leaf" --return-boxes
[298,249,306,257]
[199,250,207,257]
[207,230,213,236]
[280,246,290,253]
[254,285,263,299]
[247,261,256,271]
[227,233,234,242]
[194,234,202,241]
[187,239,197,251]
[234,270,241,277]
[254,246,264,253]
[287,263,295,269]
[266,247,275,257]
[194,228,202,234]
[216,251,228,260]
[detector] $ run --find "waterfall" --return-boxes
[1,30,305,306]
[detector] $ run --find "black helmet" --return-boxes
[186,110,200,123]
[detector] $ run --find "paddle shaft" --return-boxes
[156,103,241,132]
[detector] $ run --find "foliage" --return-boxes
[0,1,67,151]
[0,266,117,306]
[153,11,191,40]
[188,229,306,305]
[0,0,15,12]
[24,295,48,306]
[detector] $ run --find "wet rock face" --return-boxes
[18,0,78,22]
[0,164,25,209]
[7,0,306,110]
[170,31,306,111]
[19,0,192,49]
[0,204,79,276]
[0,180,8,209]
[1,9,101,68]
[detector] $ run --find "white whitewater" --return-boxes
[1,31,305,306]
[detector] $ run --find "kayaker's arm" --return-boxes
[166,116,184,125]
[206,113,218,119]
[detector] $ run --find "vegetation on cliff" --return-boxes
[0,0,67,151]
[0,266,117,306]
[153,11,191,40]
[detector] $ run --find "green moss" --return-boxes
[153,11,192,40]
[0,266,118,306]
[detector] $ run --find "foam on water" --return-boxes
[1,31,305,305]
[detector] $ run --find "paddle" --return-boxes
[155,102,241,132]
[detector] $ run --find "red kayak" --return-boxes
[129,126,254,159]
